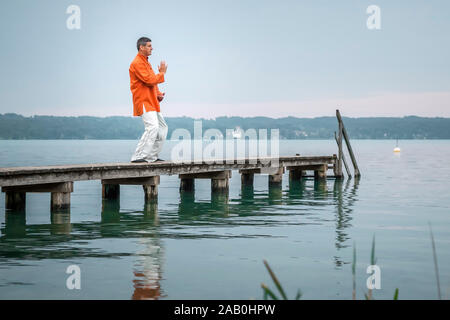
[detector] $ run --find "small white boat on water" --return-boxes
[233,127,242,139]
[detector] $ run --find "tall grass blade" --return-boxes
[393,288,399,300]
[368,235,376,300]
[263,260,288,300]
[370,234,377,265]
[429,222,442,300]
[261,283,279,300]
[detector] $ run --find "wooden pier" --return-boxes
[1,155,337,213]
[0,110,360,214]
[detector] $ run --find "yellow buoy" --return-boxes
[394,139,401,152]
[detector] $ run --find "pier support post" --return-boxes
[143,184,158,203]
[51,192,71,212]
[289,169,304,181]
[102,176,160,204]
[179,171,231,195]
[5,191,26,211]
[268,167,284,187]
[3,182,73,213]
[212,171,231,194]
[211,178,229,193]
[240,172,254,187]
[180,178,195,192]
[143,176,160,203]
[102,184,120,200]
[314,164,328,180]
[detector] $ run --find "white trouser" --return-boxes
[131,110,168,162]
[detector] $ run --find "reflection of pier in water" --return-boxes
[333,178,360,268]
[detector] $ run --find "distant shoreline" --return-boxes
[1,113,450,140]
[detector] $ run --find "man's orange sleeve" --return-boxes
[131,60,165,86]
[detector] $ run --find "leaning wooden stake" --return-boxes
[336,110,361,177]
[334,131,351,178]
[336,119,343,177]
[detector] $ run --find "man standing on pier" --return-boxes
[130,36,168,163]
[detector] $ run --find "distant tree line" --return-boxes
[1,113,449,139]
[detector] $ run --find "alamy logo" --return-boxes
[170,120,280,166]
[66,265,81,290]
[66,5,81,30]
[366,265,381,290]
[366,5,381,30]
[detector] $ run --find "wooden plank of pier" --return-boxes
[0,155,336,187]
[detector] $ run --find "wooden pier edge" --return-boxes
[1,154,350,214]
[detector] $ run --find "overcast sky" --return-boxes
[0,0,449,118]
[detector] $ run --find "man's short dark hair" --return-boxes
[137,37,151,50]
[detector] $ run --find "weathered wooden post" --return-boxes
[211,178,229,192]
[336,109,361,177]
[5,191,26,211]
[211,171,231,193]
[102,184,120,200]
[47,182,74,212]
[102,176,160,204]
[336,117,344,178]
[268,167,284,187]
[179,170,231,194]
[240,172,254,187]
[334,131,351,178]
[314,164,328,180]
[143,176,160,203]
[180,177,195,192]
[3,182,73,213]
[288,168,304,181]
[51,192,71,212]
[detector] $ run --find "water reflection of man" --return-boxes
[132,203,163,300]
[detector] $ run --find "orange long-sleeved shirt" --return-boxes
[129,53,165,116]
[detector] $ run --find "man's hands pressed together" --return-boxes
[157,60,167,102]
[158,60,168,74]
[157,61,167,102]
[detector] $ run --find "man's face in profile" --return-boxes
[141,41,152,56]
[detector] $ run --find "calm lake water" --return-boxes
[0,139,449,300]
